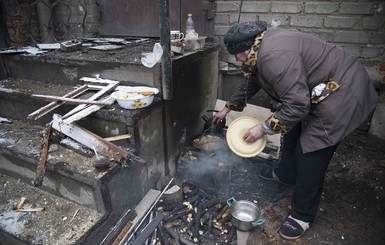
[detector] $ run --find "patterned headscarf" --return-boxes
[224,21,267,54]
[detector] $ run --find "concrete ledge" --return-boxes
[0,173,104,245]
[0,120,111,211]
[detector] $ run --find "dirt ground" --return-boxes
[177,126,385,245]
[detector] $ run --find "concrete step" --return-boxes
[0,118,163,244]
[0,77,161,127]
[0,120,114,211]
[0,42,161,88]
[0,172,104,245]
[0,75,169,244]
[0,77,164,163]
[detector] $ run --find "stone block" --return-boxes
[271,2,303,13]
[362,46,380,59]
[362,17,383,30]
[262,15,290,27]
[324,16,361,29]
[214,13,230,25]
[215,1,239,12]
[305,2,339,14]
[214,25,231,36]
[371,32,385,44]
[242,2,271,13]
[340,2,373,15]
[334,31,369,44]
[308,29,335,42]
[238,13,265,23]
[290,15,323,28]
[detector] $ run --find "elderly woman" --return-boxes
[213,21,378,239]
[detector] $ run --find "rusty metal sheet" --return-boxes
[98,0,214,38]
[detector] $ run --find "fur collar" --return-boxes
[241,31,265,79]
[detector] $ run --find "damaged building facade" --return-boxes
[0,0,384,244]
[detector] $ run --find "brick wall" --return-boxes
[214,0,385,67]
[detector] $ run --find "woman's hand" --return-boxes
[212,107,230,124]
[243,124,265,143]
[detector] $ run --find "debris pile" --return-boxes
[124,181,238,245]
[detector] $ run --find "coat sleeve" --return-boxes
[227,75,261,111]
[259,50,311,128]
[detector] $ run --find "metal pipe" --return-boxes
[159,0,173,100]
[124,178,175,244]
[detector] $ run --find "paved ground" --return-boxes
[176,127,385,245]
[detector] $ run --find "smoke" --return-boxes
[177,147,239,196]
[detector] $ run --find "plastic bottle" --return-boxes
[185,13,194,36]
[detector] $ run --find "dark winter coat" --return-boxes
[229,28,378,153]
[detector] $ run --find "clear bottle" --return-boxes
[185,13,194,36]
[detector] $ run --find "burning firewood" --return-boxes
[216,204,229,220]
[218,214,231,225]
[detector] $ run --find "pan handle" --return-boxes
[202,110,219,122]
[206,109,219,113]
[226,196,237,207]
[252,218,266,226]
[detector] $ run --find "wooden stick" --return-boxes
[32,94,112,105]
[103,134,132,142]
[17,207,45,212]
[27,85,89,120]
[33,123,52,187]
[111,219,134,245]
[15,197,27,210]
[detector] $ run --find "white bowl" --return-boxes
[111,86,159,110]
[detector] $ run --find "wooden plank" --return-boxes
[131,213,165,245]
[111,217,135,245]
[33,123,52,187]
[99,209,137,245]
[62,96,115,125]
[51,114,128,161]
[120,189,161,243]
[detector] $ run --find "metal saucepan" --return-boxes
[202,109,226,136]
[227,197,265,231]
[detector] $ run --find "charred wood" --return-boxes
[225,225,236,244]
[164,227,181,245]
[180,237,196,245]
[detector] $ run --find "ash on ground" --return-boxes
[175,127,385,245]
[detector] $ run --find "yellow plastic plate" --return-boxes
[226,116,267,158]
